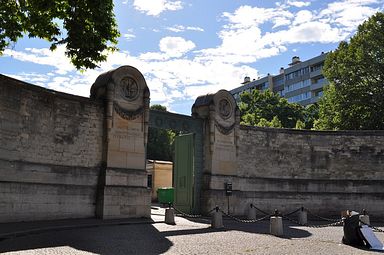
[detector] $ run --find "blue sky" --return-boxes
[1,0,383,115]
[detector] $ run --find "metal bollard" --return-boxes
[211,206,224,229]
[359,209,370,226]
[270,210,283,236]
[248,203,256,220]
[165,207,176,225]
[298,207,307,225]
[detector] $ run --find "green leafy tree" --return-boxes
[239,89,305,128]
[303,103,319,129]
[295,119,306,129]
[318,12,384,130]
[270,116,282,128]
[0,0,120,69]
[257,118,271,127]
[313,84,341,130]
[147,105,176,161]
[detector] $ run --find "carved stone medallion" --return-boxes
[218,98,232,120]
[120,77,139,101]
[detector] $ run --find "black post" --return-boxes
[227,196,230,214]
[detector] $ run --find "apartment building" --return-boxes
[230,53,328,106]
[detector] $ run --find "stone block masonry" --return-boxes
[0,74,104,222]
[203,125,384,218]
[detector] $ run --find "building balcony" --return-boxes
[310,69,322,78]
[310,80,327,90]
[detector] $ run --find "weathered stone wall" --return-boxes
[0,75,104,222]
[203,125,384,218]
[2,75,384,222]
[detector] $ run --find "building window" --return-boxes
[287,92,311,103]
[262,82,269,90]
[314,90,323,97]
[284,79,311,92]
[285,67,310,80]
[274,78,284,86]
[313,77,325,84]
[311,63,323,72]
[302,67,310,74]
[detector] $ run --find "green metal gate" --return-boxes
[173,133,194,213]
[148,110,203,213]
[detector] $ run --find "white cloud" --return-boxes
[3,45,75,75]
[197,1,381,65]
[123,29,136,41]
[293,10,313,25]
[166,25,185,32]
[159,37,196,57]
[139,52,169,61]
[272,17,292,29]
[264,21,346,44]
[196,6,295,64]
[7,73,50,87]
[3,44,257,113]
[133,0,182,16]
[286,1,311,8]
[166,25,204,32]
[319,0,380,32]
[222,5,294,29]
[186,26,204,32]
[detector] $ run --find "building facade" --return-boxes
[230,53,328,106]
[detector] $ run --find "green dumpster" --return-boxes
[157,187,174,204]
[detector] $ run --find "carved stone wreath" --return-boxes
[215,120,235,135]
[114,102,143,120]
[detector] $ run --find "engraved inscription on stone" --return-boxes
[120,77,139,101]
[218,98,232,119]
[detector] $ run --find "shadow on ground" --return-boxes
[167,217,312,239]
[0,222,173,255]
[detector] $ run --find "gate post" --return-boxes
[192,90,240,215]
[91,66,151,219]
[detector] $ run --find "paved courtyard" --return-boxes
[0,207,383,255]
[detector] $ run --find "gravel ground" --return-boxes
[0,208,383,255]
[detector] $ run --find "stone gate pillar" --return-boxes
[192,90,240,214]
[91,66,150,219]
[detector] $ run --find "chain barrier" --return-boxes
[282,207,302,217]
[252,206,270,216]
[359,221,384,233]
[173,207,203,218]
[219,208,272,223]
[172,205,379,231]
[370,225,384,233]
[282,215,344,228]
[305,208,341,222]
[173,206,218,218]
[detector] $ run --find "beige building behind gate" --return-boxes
[147,160,173,201]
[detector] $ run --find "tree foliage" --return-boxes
[318,12,384,130]
[303,103,319,129]
[239,89,306,128]
[0,0,120,69]
[295,119,305,129]
[147,105,176,161]
[313,84,341,130]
